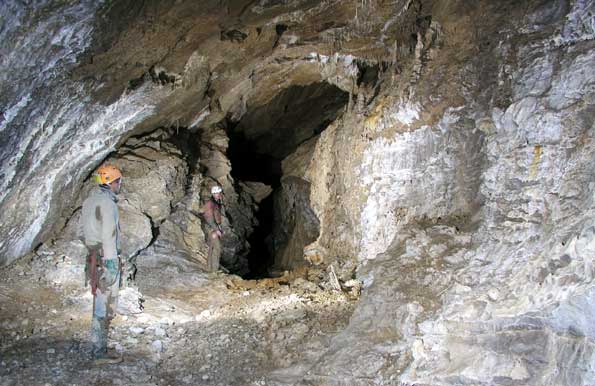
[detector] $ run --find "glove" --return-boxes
[102,259,120,287]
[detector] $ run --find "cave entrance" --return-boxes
[228,130,280,279]
[227,82,349,279]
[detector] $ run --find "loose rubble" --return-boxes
[0,254,358,385]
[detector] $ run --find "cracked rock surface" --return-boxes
[1,0,595,385]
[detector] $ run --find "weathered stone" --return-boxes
[149,208,208,269]
[239,182,273,205]
[118,202,152,259]
[1,0,595,385]
[116,287,144,316]
[273,176,320,270]
[115,143,187,223]
[151,340,164,353]
[291,278,319,293]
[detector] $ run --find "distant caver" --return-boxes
[199,185,225,272]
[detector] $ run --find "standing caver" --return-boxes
[200,185,225,272]
[80,164,123,364]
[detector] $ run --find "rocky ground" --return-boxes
[0,254,358,386]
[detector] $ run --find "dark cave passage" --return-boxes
[227,129,280,279]
[227,82,349,278]
[245,193,275,279]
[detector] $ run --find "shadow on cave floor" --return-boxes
[0,336,155,383]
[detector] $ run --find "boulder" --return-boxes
[272,176,320,270]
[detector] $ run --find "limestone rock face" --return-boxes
[2,0,595,385]
[118,201,153,260]
[239,181,273,206]
[109,136,189,258]
[273,176,320,270]
[293,1,595,385]
[116,143,187,224]
[145,208,206,271]
[44,131,190,263]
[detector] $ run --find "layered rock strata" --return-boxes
[1,0,595,385]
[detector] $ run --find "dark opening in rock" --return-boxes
[227,82,348,278]
[230,82,349,160]
[356,60,380,87]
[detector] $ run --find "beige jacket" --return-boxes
[80,186,120,260]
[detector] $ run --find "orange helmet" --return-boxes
[95,165,122,185]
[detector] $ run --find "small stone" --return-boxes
[292,278,319,293]
[487,288,500,301]
[151,340,163,353]
[202,375,209,380]
[130,327,144,335]
[46,348,55,354]
[154,327,166,337]
[125,337,139,345]
[21,319,29,326]
[196,310,212,321]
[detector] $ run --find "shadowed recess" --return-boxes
[227,82,348,278]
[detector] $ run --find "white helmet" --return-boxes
[211,185,223,195]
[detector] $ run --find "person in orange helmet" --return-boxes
[80,164,123,365]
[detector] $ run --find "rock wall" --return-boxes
[42,126,262,275]
[1,0,595,384]
[281,1,595,385]
[0,0,360,265]
[272,175,320,270]
[0,1,198,263]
